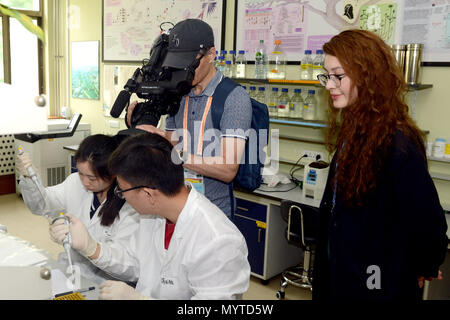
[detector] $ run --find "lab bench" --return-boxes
[234,183,319,282]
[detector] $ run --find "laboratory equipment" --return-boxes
[312,50,324,80]
[277,88,290,118]
[300,50,313,80]
[404,43,423,85]
[303,90,317,120]
[256,87,266,104]
[249,86,257,99]
[52,213,75,287]
[254,40,267,79]
[267,40,286,80]
[14,116,91,191]
[235,50,247,78]
[268,87,279,117]
[224,60,233,77]
[290,89,304,119]
[391,44,406,73]
[433,138,446,158]
[217,56,226,73]
[303,160,329,201]
[227,50,236,65]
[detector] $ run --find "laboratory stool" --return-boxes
[276,200,319,300]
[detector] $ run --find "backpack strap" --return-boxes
[211,77,239,130]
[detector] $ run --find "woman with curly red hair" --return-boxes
[312,29,448,300]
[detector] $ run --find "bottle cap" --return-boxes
[316,50,323,54]
[294,89,301,93]
[226,60,231,64]
[250,86,256,90]
[221,50,227,54]
[272,87,279,91]
[274,40,281,45]
[308,90,315,94]
[229,50,236,54]
[435,138,446,143]
[219,56,224,60]
[282,88,288,92]
[305,50,312,54]
[238,50,245,54]
[259,87,265,91]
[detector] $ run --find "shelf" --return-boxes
[233,78,321,86]
[270,117,327,128]
[407,84,433,91]
[428,156,450,163]
[278,134,325,145]
[430,171,450,182]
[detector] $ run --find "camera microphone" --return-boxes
[110,90,131,118]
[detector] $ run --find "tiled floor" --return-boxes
[0,193,311,300]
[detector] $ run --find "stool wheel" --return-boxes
[276,290,285,300]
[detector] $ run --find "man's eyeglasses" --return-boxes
[317,73,347,88]
[114,185,151,199]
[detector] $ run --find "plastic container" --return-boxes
[312,50,324,81]
[300,50,313,80]
[303,90,317,120]
[268,87,279,117]
[267,40,286,80]
[227,50,236,64]
[433,138,446,158]
[235,50,247,78]
[289,88,304,119]
[445,143,450,159]
[220,50,227,61]
[255,87,266,104]
[254,40,267,79]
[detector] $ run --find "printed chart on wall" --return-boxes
[103,0,226,62]
[235,0,450,64]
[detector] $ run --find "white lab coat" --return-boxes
[19,173,140,284]
[92,187,251,299]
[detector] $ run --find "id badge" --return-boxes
[184,169,205,194]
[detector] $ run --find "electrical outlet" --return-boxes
[301,149,325,163]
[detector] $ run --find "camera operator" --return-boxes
[127,19,252,219]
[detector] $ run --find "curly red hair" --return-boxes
[322,29,425,206]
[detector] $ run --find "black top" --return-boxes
[312,130,448,300]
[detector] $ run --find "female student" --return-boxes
[17,134,139,284]
[313,29,448,300]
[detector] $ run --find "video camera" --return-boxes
[110,22,199,130]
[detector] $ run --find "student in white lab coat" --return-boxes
[52,132,251,299]
[17,134,140,285]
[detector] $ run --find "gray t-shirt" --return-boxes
[166,71,252,217]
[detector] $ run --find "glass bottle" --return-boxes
[217,56,225,73]
[289,88,304,119]
[277,88,290,117]
[235,50,247,78]
[268,87,279,117]
[256,86,266,104]
[300,50,313,80]
[303,89,317,120]
[312,50,324,81]
[254,40,267,79]
[267,40,286,79]
[224,61,233,77]
[249,86,257,99]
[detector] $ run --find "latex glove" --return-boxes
[99,281,148,300]
[16,151,33,177]
[49,218,69,245]
[49,214,98,257]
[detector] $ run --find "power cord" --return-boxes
[289,154,307,189]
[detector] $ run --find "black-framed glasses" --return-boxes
[114,185,151,199]
[317,73,347,88]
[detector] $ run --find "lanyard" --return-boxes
[183,95,213,156]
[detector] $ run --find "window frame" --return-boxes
[0,0,44,94]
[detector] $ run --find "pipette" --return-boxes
[17,146,51,219]
[52,213,75,290]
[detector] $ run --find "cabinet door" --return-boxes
[234,215,266,276]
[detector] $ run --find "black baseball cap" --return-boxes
[162,19,215,69]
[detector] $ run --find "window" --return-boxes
[0,0,43,94]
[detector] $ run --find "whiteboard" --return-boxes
[235,0,450,65]
[102,0,226,62]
